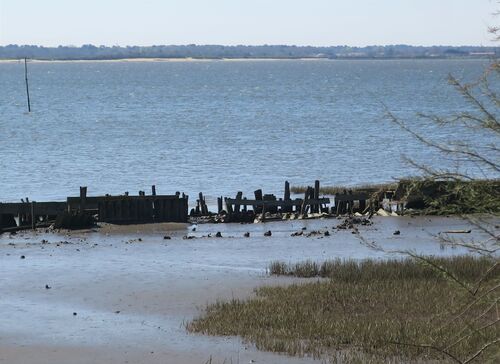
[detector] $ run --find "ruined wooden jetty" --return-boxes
[1,180,374,232]
[210,181,332,222]
[0,186,189,232]
[190,180,371,223]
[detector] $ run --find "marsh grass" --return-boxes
[268,256,496,282]
[290,182,395,195]
[188,257,499,363]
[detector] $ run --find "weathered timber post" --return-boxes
[336,191,341,215]
[342,189,348,214]
[198,192,208,215]
[217,197,223,214]
[254,189,263,214]
[309,187,315,213]
[314,180,320,213]
[31,201,35,230]
[225,197,234,215]
[151,186,157,220]
[300,187,310,215]
[284,181,291,213]
[234,192,243,213]
[359,199,366,212]
[80,186,87,213]
[348,189,353,215]
[24,198,30,225]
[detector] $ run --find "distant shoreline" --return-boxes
[1,44,496,62]
[0,56,493,63]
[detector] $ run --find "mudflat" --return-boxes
[0,216,490,364]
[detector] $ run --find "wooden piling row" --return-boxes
[191,192,209,217]
[96,194,187,224]
[222,181,331,222]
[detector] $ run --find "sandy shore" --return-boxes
[0,58,206,63]
[0,216,493,363]
[0,57,330,64]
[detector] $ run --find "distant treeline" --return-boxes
[0,44,497,60]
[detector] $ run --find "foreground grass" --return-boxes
[188,257,499,363]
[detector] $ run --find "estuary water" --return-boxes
[0,59,494,202]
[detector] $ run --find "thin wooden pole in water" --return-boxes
[24,58,31,112]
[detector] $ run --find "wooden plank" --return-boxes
[68,195,183,202]
[162,199,168,220]
[0,202,66,215]
[263,194,278,214]
[67,194,183,211]
[334,193,368,202]
[226,198,329,207]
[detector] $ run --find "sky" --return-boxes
[0,0,497,47]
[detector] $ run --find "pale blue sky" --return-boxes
[0,0,497,46]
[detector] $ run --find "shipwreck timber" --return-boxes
[0,186,189,232]
[0,180,375,233]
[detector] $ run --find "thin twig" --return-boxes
[463,338,500,364]
[386,341,462,363]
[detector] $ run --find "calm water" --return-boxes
[0,59,494,203]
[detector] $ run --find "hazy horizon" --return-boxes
[0,0,497,47]
[1,43,498,48]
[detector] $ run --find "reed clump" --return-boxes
[269,256,495,282]
[188,256,499,363]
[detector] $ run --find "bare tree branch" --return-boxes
[463,337,500,364]
[386,340,463,363]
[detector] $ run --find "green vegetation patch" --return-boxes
[188,257,499,363]
[396,179,500,215]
